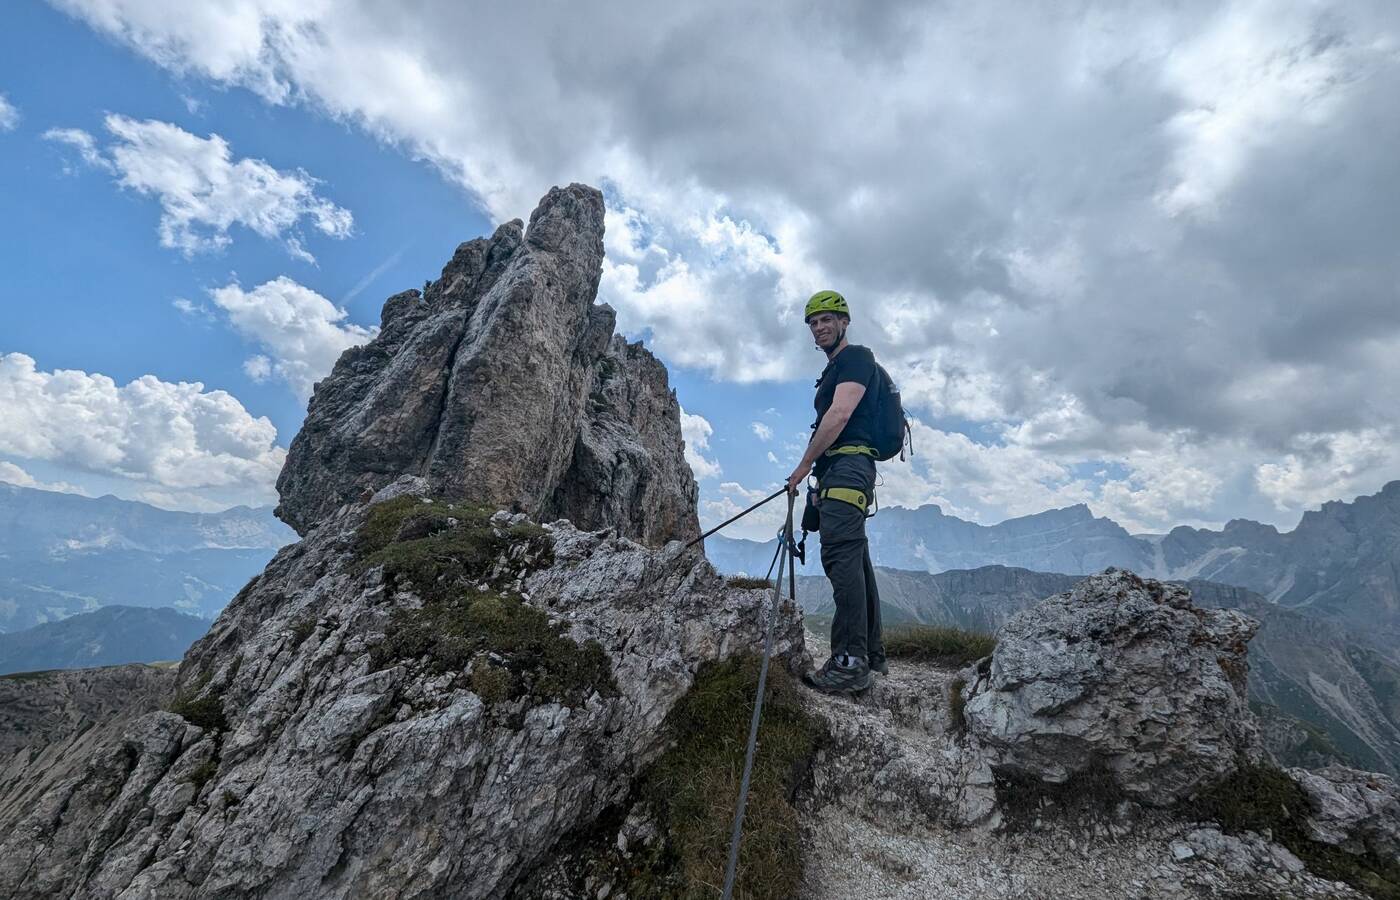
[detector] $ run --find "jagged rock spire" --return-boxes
[274,184,699,546]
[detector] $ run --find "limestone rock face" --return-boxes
[274,183,699,547]
[0,480,804,899]
[961,568,1261,804]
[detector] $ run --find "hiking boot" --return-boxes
[869,656,889,677]
[803,655,872,694]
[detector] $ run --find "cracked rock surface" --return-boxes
[961,568,1262,804]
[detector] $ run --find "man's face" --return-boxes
[807,312,846,351]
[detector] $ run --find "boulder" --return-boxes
[1291,764,1400,862]
[274,184,699,548]
[962,568,1260,805]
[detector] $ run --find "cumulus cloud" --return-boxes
[751,421,773,441]
[50,0,1400,529]
[208,277,377,400]
[43,114,352,259]
[0,461,84,495]
[0,93,19,131]
[0,352,284,508]
[679,408,721,480]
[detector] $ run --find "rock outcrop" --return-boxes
[275,184,699,548]
[961,569,1261,804]
[0,664,175,831]
[0,479,803,899]
[1293,765,1400,864]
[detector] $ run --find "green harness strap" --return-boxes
[823,444,877,458]
[819,486,868,514]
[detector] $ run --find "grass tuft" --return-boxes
[167,674,228,731]
[187,757,219,793]
[884,625,996,668]
[727,576,775,590]
[1178,763,1400,899]
[629,655,820,900]
[289,616,316,647]
[996,755,1126,832]
[370,587,614,708]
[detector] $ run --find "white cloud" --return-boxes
[47,0,1400,529]
[0,93,19,131]
[1254,427,1400,515]
[43,127,111,171]
[679,407,721,480]
[1156,3,1361,217]
[242,354,272,382]
[766,451,779,465]
[43,114,352,259]
[0,352,284,508]
[0,461,85,495]
[209,277,377,400]
[751,421,773,441]
[171,296,214,319]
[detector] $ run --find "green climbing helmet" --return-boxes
[804,290,849,321]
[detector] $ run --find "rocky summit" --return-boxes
[275,184,699,548]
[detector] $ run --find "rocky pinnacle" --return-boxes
[274,184,700,547]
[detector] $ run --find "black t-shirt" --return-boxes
[812,344,878,454]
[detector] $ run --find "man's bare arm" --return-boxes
[786,382,866,492]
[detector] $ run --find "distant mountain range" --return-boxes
[0,606,210,675]
[710,479,1400,660]
[794,565,1400,775]
[0,482,294,632]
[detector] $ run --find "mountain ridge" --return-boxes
[0,482,293,631]
[0,606,210,675]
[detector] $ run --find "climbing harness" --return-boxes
[819,485,868,515]
[720,490,798,900]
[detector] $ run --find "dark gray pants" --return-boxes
[818,455,883,664]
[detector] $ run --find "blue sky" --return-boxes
[2,1,1399,539]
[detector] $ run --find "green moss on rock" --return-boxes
[1179,763,1400,899]
[359,496,610,709]
[371,589,614,708]
[356,496,552,600]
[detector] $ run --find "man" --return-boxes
[786,290,885,694]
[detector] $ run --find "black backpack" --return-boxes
[870,363,912,462]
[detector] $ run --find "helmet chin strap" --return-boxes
[817,323,847,354]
